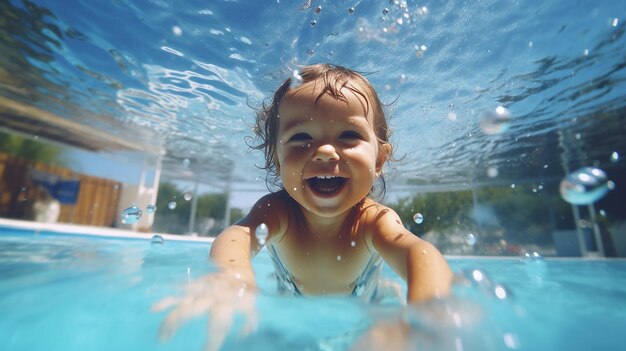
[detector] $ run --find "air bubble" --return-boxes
[383,8,389,15]
[350,240,356,247]
[413,212,424,224]
[494,284,508,299]
[183,191,193,201]
[151,235,164,247]
[348,7,354,14]
[465,233,477,246]
[415,45,427,58]
[314,6,321,14]
[610,151,619,163]
[256,223,268,246]
[172,26,183,36]
[481,106,511,135]
[146,204,157,214]
[122,205,142,224]
[168,201,177,210]
[310,20,317,27]
[290,70,303,88]
[182,158,190,168]
[559,167,613,205]
[487,167,499,178]
[337,255,342,261]
[521,251,543,261]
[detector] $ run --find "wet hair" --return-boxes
[249,63,393,198]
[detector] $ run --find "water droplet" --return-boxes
[521,251,543,261]
[413,212,424,224]
[146,204,157,214]
[350,240,356,247]
[290,69,303,88]
[560,167,613,205]
[481,106,511,135]
[256,223,268,246]
[494,284,508,299]
[465,233,477,246]
[182,158,190,168]
[151,234,164,247]
[122,206,142,224]
[336,255,342,261]
[183,191,193,201]
[610,151,620,163]
[310,20,317,27]
[348,7,354,14]
[413,44,428,58]
[168,201,177,210]
[458,268,493,289]
[503,333,520,349]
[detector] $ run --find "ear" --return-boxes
[375,143,391,176]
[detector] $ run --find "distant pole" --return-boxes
[588,202,605,257]
[188,180,199,234]
[224,170,233,229]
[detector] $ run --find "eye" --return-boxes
[288,132,312,142]
[340,130,363,140]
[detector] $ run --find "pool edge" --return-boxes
[0,218,214,243]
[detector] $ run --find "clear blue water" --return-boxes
[1,0,624,187]
[1,229,625,351]
[2,0,626,349]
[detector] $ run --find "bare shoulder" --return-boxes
[239,190,291,242]
[359,199,404,231]
[358,198,432,251]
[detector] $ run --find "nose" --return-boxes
[313,144,339,162]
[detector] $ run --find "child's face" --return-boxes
[275,80,387,218]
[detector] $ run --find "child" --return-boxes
[155,64,452,348]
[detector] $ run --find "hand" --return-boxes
[351,298,484,351]
[152,271,258,351]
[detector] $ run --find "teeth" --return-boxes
[316,175,336,179]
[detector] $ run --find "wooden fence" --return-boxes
[0,152,122,226]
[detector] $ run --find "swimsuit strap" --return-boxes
[268,244,302,295]
[351,252,383,299]
[268,244,382,300]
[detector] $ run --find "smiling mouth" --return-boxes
[306,176,348,195]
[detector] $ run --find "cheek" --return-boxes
[345,144,378,165]
[277,146,310,176]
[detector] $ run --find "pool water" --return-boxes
[1,230,625,351]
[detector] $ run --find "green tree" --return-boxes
[0,131,64,164]
[152,181,244,235]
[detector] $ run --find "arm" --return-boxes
[209,225,258,286]
[368,207,452,303]
[153,193,286,349]
[209,192,286,287]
